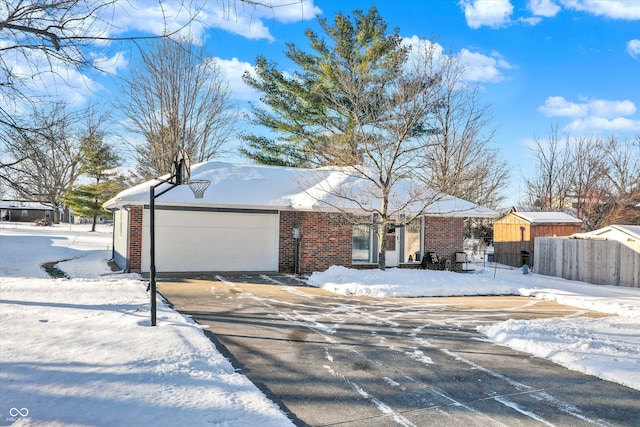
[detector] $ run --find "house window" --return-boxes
[404,219,421,262]
[45,211,51,218]
[352,224,372,263]
[21,210,28,217]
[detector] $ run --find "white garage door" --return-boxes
[142,209,279,272]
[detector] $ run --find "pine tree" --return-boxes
[65,135,120,231]
[242,7,451,270]
[241,6,407,167]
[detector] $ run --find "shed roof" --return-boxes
[511,211,582,225]
[104,161,498,218]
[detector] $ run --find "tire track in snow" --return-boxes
[439,348,607,426]
[215,275,603,426]
[323,364,417,427]
[493,396,555,426]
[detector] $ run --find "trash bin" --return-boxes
[487,253,494,262]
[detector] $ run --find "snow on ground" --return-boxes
[0,223,293,426]
[309,265,640,392]
[1,223,639,426]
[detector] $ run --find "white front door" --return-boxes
[385,227,399,267]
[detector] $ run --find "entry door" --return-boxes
[385,227,399,267]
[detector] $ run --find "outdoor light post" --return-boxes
[147,150,210,326]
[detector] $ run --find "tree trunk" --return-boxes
[378,231,386,271]
[378,195,389,271]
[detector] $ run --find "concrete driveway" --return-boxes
[158,273,640,427]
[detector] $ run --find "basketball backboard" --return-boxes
[170,148,191,185]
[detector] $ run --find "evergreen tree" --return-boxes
[65,135,120,231]
[241,6,407,167]
[242,7,450,270]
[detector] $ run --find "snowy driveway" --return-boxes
[158,274,640,427]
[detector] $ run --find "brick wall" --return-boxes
[128,205,143,273]
[279,211,352,274]
[123,207,464,274]
[423,216,464,261]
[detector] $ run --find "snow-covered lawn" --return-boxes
[0,223,293,426]
[1,223,639,426]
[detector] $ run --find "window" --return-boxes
[21,210,28,217]
[352,224,372,262]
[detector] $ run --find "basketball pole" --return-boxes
[148,157,185,327]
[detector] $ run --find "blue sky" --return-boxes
[20,0,640,206]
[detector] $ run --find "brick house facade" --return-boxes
[1,201,53,223]
[127,206,143,273]
[124,206,464,274]
[107,162,495,275]
[423,216,465,260]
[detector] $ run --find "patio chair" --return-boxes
[421,251,447,270]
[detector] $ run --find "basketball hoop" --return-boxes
[188,179,211,199]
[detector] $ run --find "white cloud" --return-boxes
[107,0,321,43]
[538,96,587,117]
[559,0,640,20]
[587,99,637,118]
[402,36,513,84]
[565,116,640,133]
[201,0,321,41]
[459,49,513,82]
[460,0,640,31]
[627,39,640,58]
[538,96,636,118]
[3,43,101,107]
[262,0,323,23]
[216,57,259,101]
[529,0,561,17]
[518,16,543,25]
[206,6,275,41]
[539,96,640,134]
[92,51,128,75]
[460,0,514,29]
[402,36,445,64]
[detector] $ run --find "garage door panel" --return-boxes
[145,210,279,272]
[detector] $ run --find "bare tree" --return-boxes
[417,53,508,210]
[0,102,83,223]
[243,8,479,269]
[599,135,640,225]
[119,37,237,178]
[313,37,452,269]
[566,136,608,229]
[524,126,574,211]
[0,0,203,131]
[524,129,640,228]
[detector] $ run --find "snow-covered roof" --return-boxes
[573,225,640,242]
[104,161,499,218]
[512,211,582,224]
[0,200,53,211]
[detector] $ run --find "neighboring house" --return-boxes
[493,208,582,268]
[103,162,498,275]
[0,200,54,223]
[535,225,640,288]
[572,225,640,246]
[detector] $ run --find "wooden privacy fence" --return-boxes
[534,237,640,288]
